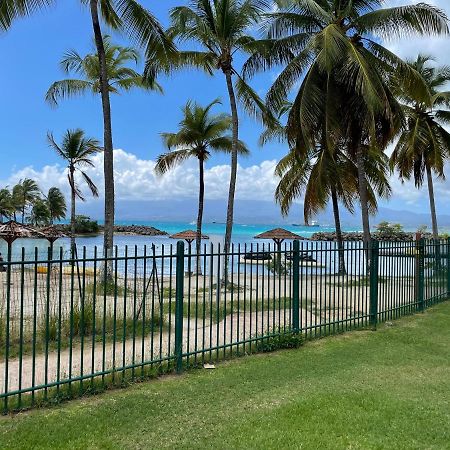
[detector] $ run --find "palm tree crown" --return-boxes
[46,36,162,106]
[245,0,447,254]
[156,99,248,174]
[391,54,450,239]
[156,99,248,262]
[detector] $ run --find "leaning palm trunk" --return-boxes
[331,187,346,275]
[426,163,441,266]
[426,164,439,240]
[196,158,205,274]
[89,0,115,266]
[356,148,371,271]
[223,69,239,280]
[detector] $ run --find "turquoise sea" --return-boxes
[0,221,360,261]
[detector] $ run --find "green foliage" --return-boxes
[46,187,67,223]
[74,215,99,234]
[27,199,51,226]
[46,36,162,106]
[374,221,408,240]
[254,329,304,353]
[265,256,289,275]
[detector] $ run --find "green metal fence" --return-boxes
[0,238,448,411]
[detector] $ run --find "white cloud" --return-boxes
[2,148,450,213]
[0,149,279,204]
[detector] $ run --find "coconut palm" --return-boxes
[11,179,41,224]
[155,99,249,266]
[0,188,14,222]
[391,55,450,241]
[164,0,271,260]
[28,199,51,227]
[275,140,391,275]
[46,36,162,105]
[46,187,67,224]
[47,129,102,255]
[245,0,448,252]
[2,1,175,259]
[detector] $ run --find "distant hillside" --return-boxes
[75,198,450,229]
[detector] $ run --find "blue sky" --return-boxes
[0,0,279,176]
[1,0,450,219]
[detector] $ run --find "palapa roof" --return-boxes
[40,226,69,243]
[0,220,46,244]
[169,230,210,242]
[254,228,303,242]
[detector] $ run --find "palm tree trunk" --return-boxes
[426,163,441,266]
[224,69,239,278]
[356,147,371,271]
[331,186,346,275]
[196,157,205,274]
[70,168,76,259]
[89,0,115,261]
[426,163,439,240]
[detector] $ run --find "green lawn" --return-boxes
[1,303,450,449]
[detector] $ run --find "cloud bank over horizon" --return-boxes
[1,148,449,215]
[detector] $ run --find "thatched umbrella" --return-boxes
[40,226,68,245]
[170,230,210,275]
[0,220,46,258]
[254,228,303,252]
[0,221,46,292]
[169,230,210,245]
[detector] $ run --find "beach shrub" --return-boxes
[254,328,304,353]
[375,222,409,241]
[74,215,99,234]
[266,256,289,275]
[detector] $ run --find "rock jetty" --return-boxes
[113,225,168,236]
[311,231,433,242]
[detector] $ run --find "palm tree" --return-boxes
[391,55,450,241]
[28,199,51,227]
[275,142,390,275]
[45,27,170,262]
[11,179,41,224]
[165,0,270,260]
[2,0,174,260]
[46,187,67,224]
[245,0,448,252]
[155,99,249,267]
[47,129,102,256]
[0,188,13,222]
[46,36,162,105]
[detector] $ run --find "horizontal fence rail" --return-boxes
[0,238,449,411]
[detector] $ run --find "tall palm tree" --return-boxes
[47,129,102,255]
[165,0,270,260]
[155,99,249,265]
[11,178,41,224]
[275,143,390,275]
[46,187,67,224]
[391,55,450,241]
[3,1,175,260]
[46,36,162,105]
[0,188,13,222]
[245,0,448,252]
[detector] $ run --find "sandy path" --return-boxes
[0,306,323,396]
